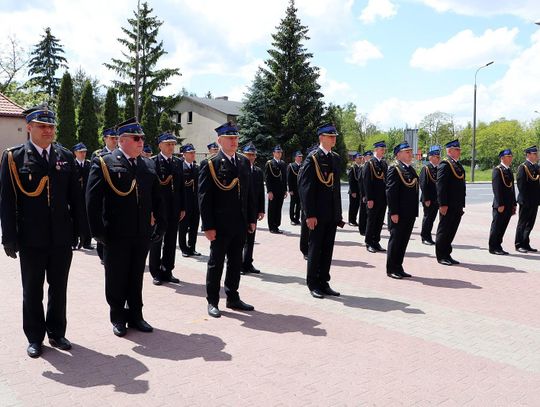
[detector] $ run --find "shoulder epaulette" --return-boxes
[5,144,24,153]
[331,151,340,158]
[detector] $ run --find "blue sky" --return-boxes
[1,0,540,129]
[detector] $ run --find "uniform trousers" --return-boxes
[178,207,199,253]
[306,219,337,291]
[358,201,367,236]
[289,193,301,223]
[515,204,538,249]
[348,194,360,224]
[206,230,247,306]
[300,211,309,256]
[149,217,179,279]
[19,246,72,343]
[488,207,512,251]
[96,242,104,261]
[242,227,257,269]
[268,194,284,231]
[104,238,150,324]
[435,207,463,260]
[365,201,386,247]
[386,216,416,274]
[420,202,439,241]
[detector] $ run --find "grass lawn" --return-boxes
[467,168,492,182]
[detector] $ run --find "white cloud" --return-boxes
[369,31,540,129]
[359,0,398,24]
[421,0,540,22]
[318,67,355,103]
[410,28,521,71]
[345,40,383,66]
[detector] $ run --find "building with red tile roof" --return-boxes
[0,92,27,152]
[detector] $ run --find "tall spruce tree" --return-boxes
[263,0,324,157]
[104,2,180,112]
[27,27,68,101]
[141,95,158,147]
[77,81,99,152]
[103,88,119,128]
[124,95,135,120]
[238,68,274,161]
[56,72,76,148]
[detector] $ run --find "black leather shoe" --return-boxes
[367,246,377,253]
[401,271,412,278]
[272,229,283,234]
[422,239,435,246]
[244,266,260,274]
[387,272,403,279]
[375,245,386,252]
[526,247,538,252]
[152,278,162,286]
[321,286,340,296]
[113,323,127,337]
[207,304,221,318]
[128,319,153,332]
[348,222,359,226]
[449,257,460,264]
[49,337,72,350]
[181,252,191,257]
[27,342,42,358]
[303,255,308,260]
[438,258,453,266]
[489,249,505,255]
[165,275,180,284]
[83,245,95,250]
[226,299,255,311]
[190,251,201,256]
[516,247,528,253]
[310,289,325,299]
[291,221,300,226]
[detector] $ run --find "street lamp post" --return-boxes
[471,61,494,182]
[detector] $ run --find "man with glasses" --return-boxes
[199,122,257,318]
[86,117,165,337]
[0,104,79,358]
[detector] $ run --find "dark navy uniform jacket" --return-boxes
[437,157,466,208]
[492,164,516,209]
[198,151,256,233]
[287,162,301,194]
[386,161,419,218]
[86,148,165,243]
[298,148,342,223]
[0,141,79,248]
[362,157,388,203]
[516,160,540,206]
[265,159,287,196]
[152,154,185,218]
[419,162,438,203]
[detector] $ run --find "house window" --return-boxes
[176,112,181,123]
[187,111,193,124]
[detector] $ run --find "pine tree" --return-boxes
[124,95,135,120]
[27,27,68,101]
[238,69,274,161]
[141,94,158,147]
[77,81,99,152]
[103,88,119,128]
[263,0,324,157]
[104,2,180,111]
[56,72,77,149]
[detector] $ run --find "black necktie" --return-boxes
[42,149,48,162]
[129,158,136,167]
[231,156,236,167]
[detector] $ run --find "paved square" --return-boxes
[0,200,539,406]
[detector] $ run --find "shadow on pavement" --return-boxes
[457,263,527,274]
[332,259,375,268]
[334,240,361,247]
[406,251,436,258]
[408,276,482,289]
[247,271,305,286]
[223,310,327,336]
[331,295,425,314]
[42,345,149,394]
[128,328,231,362]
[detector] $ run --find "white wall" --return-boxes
[0,117,27,152]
